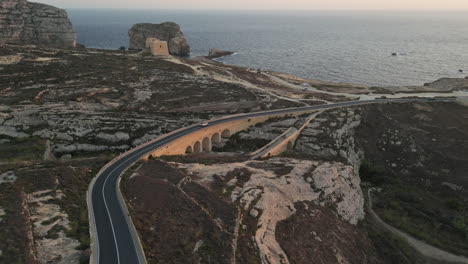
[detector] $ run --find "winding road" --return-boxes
[88,98,456,264]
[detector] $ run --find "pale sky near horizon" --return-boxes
[29,0,468,10]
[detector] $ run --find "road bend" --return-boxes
[90,97,455,264]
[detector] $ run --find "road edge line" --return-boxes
[116,164,148,264]
[87,175,99,264]
[87,158,119,264]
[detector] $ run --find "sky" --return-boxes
[30,0,468,10]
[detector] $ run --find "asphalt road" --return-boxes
[90,98,455,264]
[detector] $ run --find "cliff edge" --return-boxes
[0,0,76,48]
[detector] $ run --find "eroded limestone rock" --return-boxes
[96,132,130,143]
[0,0,76,48]
[176,158,365,264]
[0,171,17,185]
[26,189,81,263]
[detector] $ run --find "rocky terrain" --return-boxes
[123,157,372,264]
[0,0,76,48]
[0,44,294,160]
[121,100,468,264]
[128,22,190,55]
[1,40,468,264]
[0,43,307,263]
[0,158,108,263]
[357,103,468,258]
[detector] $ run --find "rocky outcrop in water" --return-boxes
[207,48,234,59]
[128,22,190,56]
[0,0,76,48]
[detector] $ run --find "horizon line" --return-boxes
[63,7,468,12]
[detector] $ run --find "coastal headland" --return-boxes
[0,2,468,263]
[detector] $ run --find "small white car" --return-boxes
[199,122,209,127]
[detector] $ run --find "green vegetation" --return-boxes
[453,215,468,241]
[359,160,394,185]
[211,168,252,197]
[45,224,65,239]
[2,158,108,258]
[359,184,428,263]
[446,199,465,211]
[360,160,468,256]
[0,179,29,264]
[0,137,45,162]
[213,133,270,153]
[57,161,104,251]
[363,209,426,264]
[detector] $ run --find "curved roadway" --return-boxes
[89,98,455,264]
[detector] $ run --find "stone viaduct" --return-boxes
[141,109,319,160]
[250,112,321,159]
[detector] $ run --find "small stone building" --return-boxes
[145,38,170,56]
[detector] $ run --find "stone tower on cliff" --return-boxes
[128,22,190,56]
[0,0,76,48]
[146,38,170,56]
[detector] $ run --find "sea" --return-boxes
[67,9,468,87]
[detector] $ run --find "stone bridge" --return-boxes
[142,109,317,160]
[250,112,321,159]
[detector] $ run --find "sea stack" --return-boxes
[128,22,190,56]
[0,0,76,48]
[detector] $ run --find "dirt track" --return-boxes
[367,189,468,264]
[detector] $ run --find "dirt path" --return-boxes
[165,57,309,106]
[367,189,468,264]
[266,73,359,100]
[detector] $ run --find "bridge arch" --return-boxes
[185,145,193,154]
[287,141,294,151]
[211,133,221,144]
[194,141,202,153]
[221,129,231,138]
[202,137,211,152]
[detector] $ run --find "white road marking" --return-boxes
[102,163,124,264]
[98,136,179,264]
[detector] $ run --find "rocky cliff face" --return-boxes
[177,158,365,264]
[128,22,190,56]
[0,0,76,48]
